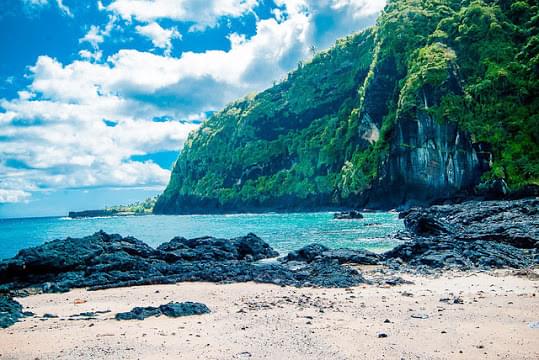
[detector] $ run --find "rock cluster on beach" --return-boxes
[387,198,539,271]
[0,198,537,328]
[115,302,210,320]
[0,231,367,297]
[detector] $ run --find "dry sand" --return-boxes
[1,270,538,360]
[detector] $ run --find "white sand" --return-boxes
[1,270,538,360]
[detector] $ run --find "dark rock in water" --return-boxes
[115,301,210,320]
[284,244,380,265]
[0,296,26,328]
[68,209,117,219]
[334,210,364,220]
[0,231,369,293]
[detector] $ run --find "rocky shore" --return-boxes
[0,198,537,329]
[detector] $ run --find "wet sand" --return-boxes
[1,270,538,359]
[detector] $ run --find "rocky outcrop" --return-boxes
[115,302,210,320]
[156,233,278,261]
[385,198,539,270]
[0,231,368,296]
[333,211,364,220]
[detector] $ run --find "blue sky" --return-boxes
[0,0,384,218]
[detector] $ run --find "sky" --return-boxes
[0,0,385,218]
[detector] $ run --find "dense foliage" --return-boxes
[155,0,538,213]
[107,196,157,214]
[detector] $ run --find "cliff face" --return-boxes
[360,45,484,208]
[370,112,483,207]
[155,0,539,214]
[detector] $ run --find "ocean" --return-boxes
[0,212,404,260]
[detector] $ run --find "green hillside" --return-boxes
[155,0,539,213]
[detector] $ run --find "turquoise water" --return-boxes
[0,212,404,260]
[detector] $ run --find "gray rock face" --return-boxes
[362,107,485,209]
[358,55,487,209]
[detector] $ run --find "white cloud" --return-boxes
[21,0,73,17]
[79,16,118,54]
[79,49,103,62]
[0,189,31,203]
[107,0,259,30]
[135,22,181,56]
[79,25,104,49]
[55,0,72,17]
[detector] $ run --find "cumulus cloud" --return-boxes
[0,55,199,202]
[0,189,31,203]
[21,0,73,17]
[107,0,259,30]
[135,22,181,56]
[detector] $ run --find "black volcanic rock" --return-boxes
[384,198,539,270]
[0,231,369,295]
[156,232,278,261]
[334,211,364,220]
[0,296,27,328]
[115,302,210,320]
[403,211,454,236]
[403,198,539,249]
[284,244,380,265]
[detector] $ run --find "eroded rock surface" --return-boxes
[115,302,210,320]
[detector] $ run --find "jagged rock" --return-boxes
[334,211,364,220]
[403,211,454,236]
[115,302,210,320]
[157,232,278,261]
[402,198,539,249]
[159,302,211,317]
[285,244,330,263]
[0,231,369,293]
[0,296,26,328]
[284,244,380,265]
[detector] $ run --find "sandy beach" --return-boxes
[1,270,538,360]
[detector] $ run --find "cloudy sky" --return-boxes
[0,0,385,218]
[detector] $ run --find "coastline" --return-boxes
[1,197,537,359]
[1,270,538,359]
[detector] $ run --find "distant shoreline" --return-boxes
[67,209,151,219]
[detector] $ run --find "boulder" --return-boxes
[115,302,211,321]
[0,296,26,328]
[334,211,364,220]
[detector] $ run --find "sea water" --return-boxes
[0,212,404,260]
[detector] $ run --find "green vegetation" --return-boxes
[155,0,539,213]
[106,196,157,214]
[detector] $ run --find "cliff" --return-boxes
[155,0,539,214]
